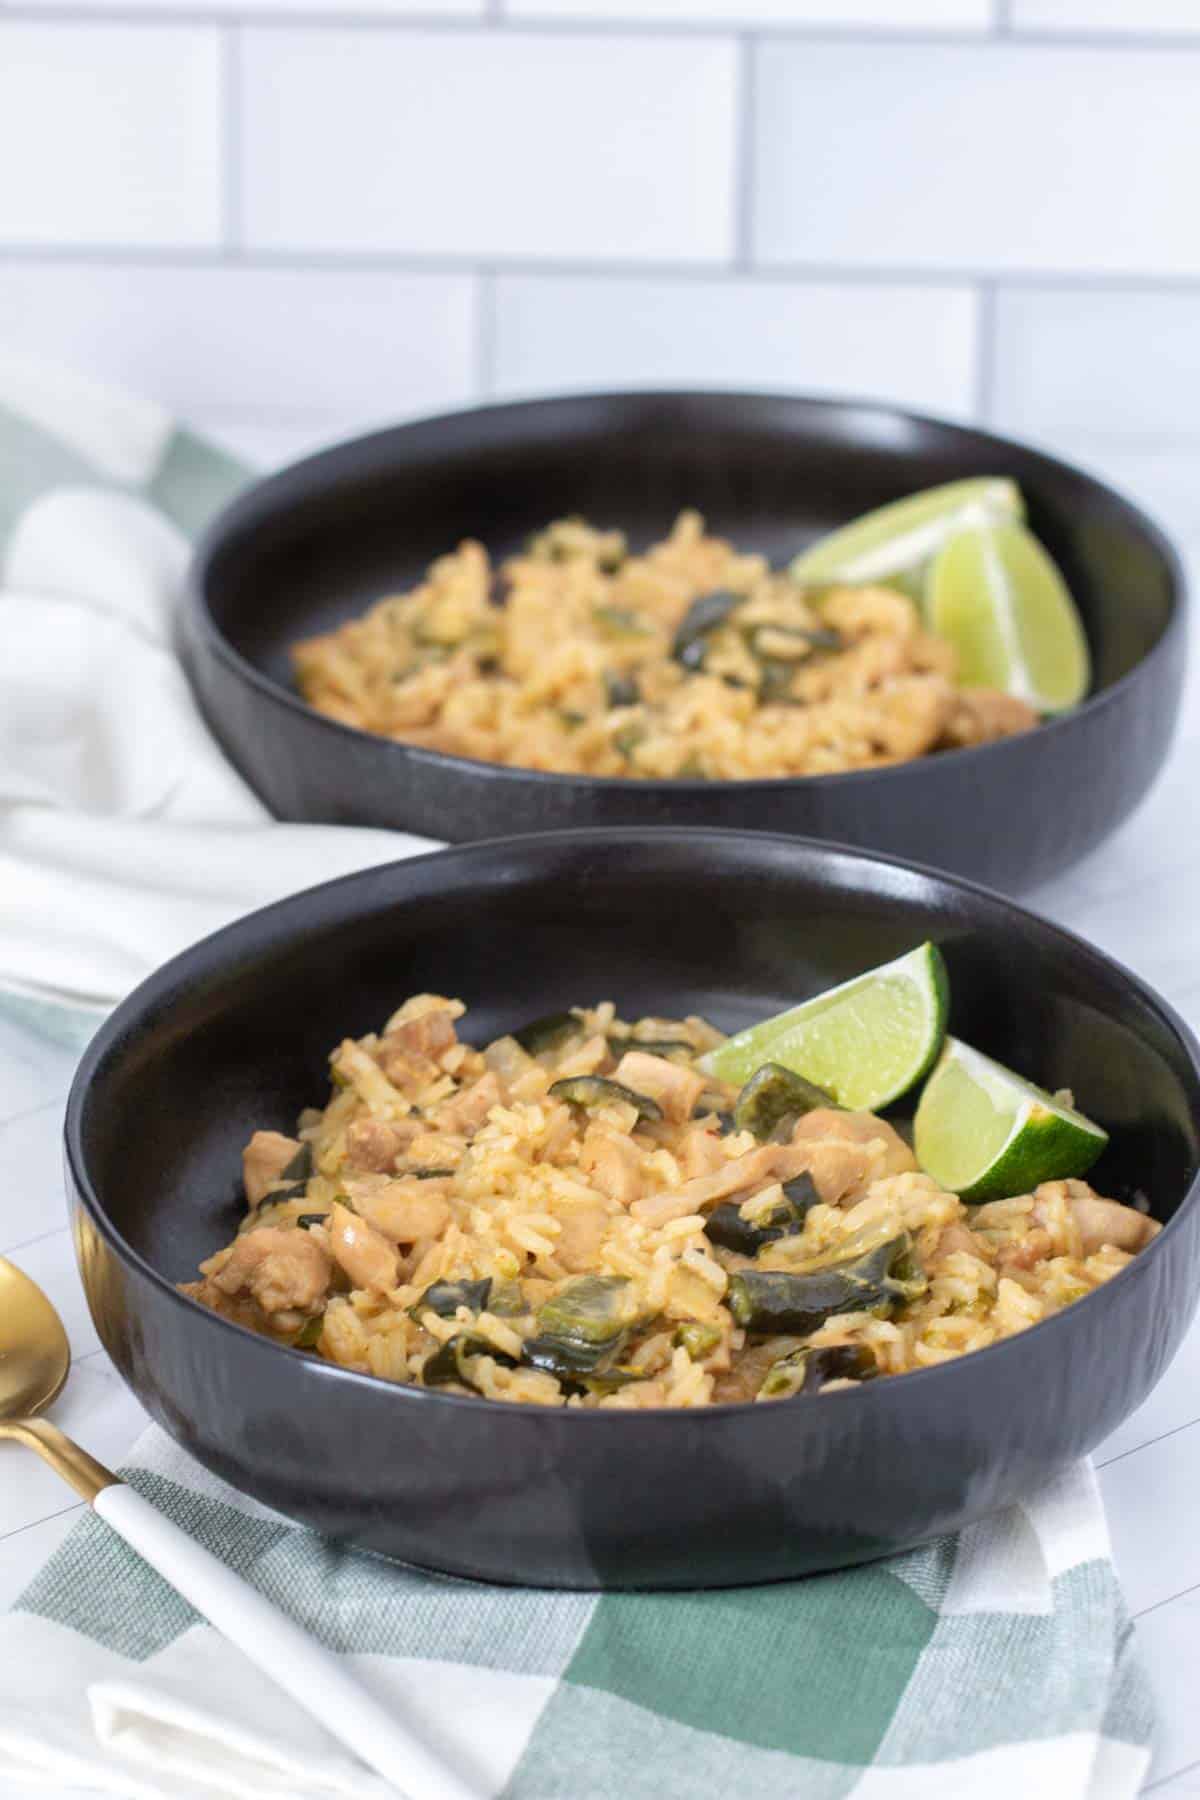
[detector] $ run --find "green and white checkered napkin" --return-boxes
[0,358,1155,1798]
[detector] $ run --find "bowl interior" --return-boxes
[197,392,1177,706]
[77,832,1199,1293]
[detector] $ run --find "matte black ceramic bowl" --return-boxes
[66,829,1200,1589]
[184,391,1187,893]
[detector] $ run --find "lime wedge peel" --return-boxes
[789,478,1024,589]
[698,942,949,1113]
[913,1036,1108,1203]
[926,520,1090,714]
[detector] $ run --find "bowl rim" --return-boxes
[186,386,1188,799]
[65,824,1200,1426]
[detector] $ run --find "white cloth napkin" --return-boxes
[0,354,434,1022]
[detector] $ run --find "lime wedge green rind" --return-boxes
[926,520,1090,713]
[789,478,1024,589]
[913,1036,1108,1203]
[699,942,949,1113]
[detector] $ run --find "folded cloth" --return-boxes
[0,351,434,1026]
[0,361,1156,1798]
[0,1430,1154,1800]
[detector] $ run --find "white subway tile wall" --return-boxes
[3,9,1199,539]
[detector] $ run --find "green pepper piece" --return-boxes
[703,1171,821,1256]
[604,670,640,708]
[606,1034,694,1061]
[548,1075,663,1122]
[523,1275,641,1378]
[674,1321,723,1361]
[486,1279,527,1318]
[512,1011,581,1055]
[728,1233,924,1336]
[408,1167,456,1180]
[593,605,652,639]
[412,1278,492,1320]
[672,590,740,671]
[296,1212,328,1232]
[292,1315,324,1349]
[759,1343,878,1400]
[733,1062,835,1141]
[280,1143,313,1183]
[422,1333,518,1392]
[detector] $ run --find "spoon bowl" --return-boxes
[0,1258,70,1422]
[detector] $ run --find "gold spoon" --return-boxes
[0,1257,473,1800]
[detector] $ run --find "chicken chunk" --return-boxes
[384,1006,458,1061]
[1037,1181,1160,1257]
[435,1071,503,1137]
[344,1176,451,1245]
[612,1051,707,1124]
[327,1200,401,1292]
[208,1226,330,1318]
[241,1131,304,1208]
[579,1123,644,1206]
[630,1143,820,1227]
[344,1117,403,1174]
[792,1109,917,1185]
[941,688,1039,750]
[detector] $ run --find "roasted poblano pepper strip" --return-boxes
[486,1279,527,1318]
[422,1333,518,1391]
[728,1233,924,1336]
[733,1062,835,1141]
[672,590,741,671]
[606,1034,694,1061]
[412,1278,493,1320]
[703,1170,821,1256]
[604,670,640,709]
[295,1212,329,1232]
[674,1321,723,1361]
[548,1075,663,1121]
[759,1342,878,1400]
[513,1011,581,1055]
[522,1275,642,1378]
[409,1166,456,1180]
[254,1141,314,1211]
[292,1314,324,1349]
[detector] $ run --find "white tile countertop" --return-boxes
[2,509,1198,1793]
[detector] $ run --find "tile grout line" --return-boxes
[0,1500,84,1549]
[973,279,998,423]
[1098,1413,1200,1474]
[0,1093,67,1134]
[0,1222,69,1260]
[473,265,496,396]
[1,9,1196,47]
[732,33,756,272]
[221,22,243,257]
[13,245,1200,294]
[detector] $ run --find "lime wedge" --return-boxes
[926,520,1090,712]
[699,942,948,1111]
[790,478,1023,589]
[914,1037,1108,1202]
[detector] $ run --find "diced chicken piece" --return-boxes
[820,585,919,642]
[327,1200,401,1293]
[1037,1182,1161,1257]
[555,1205,611,1273]
[344,1117,403,1174]
[630,1144,806,1227]
[553,1034,611,1080]
[679,1123,729,1181]
[612,1050,707,1124]
[579,1124,644,1206]
[380,1046,442,1092]
[384,1007,458,1061]
[435,1071,503,1137]
[242,1131,303,1208]
[941,688,1039,750]
[791,1109,916,1201]
[344,1176,451,1245]
[208,1225,330,1317]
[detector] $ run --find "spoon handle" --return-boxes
[93,1482,475,1800]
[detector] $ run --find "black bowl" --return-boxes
[66,829,1200,1589]
[184,390,1186,894]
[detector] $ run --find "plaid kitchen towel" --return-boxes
[0,1429,1154,1800]
[0,357,1155,1797]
